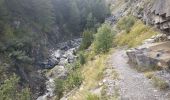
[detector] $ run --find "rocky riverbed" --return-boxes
[37,38,81,100]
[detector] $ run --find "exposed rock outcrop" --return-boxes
[127,40,170,69]
[109,0,170,34]
[130,0,170,33]
[151,0,170,33]
[119,0,170,69]
[152,0,170,17]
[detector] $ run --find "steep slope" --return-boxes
[0,0,110,99]
[62,0,170,100]
[108,0,170,34]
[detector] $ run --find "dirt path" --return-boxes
[109,50,169,100]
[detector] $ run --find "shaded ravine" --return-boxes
[110,50,169,100]
[37,77,55,100]
[37,38,81,100]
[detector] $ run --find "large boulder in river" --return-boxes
[40,38,81,69]
[47,65,68,79]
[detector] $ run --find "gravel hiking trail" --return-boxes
[109,50,169,100]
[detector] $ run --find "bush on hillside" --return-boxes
[80,30,94,50]
[116,15,136,33]
[115,20,158,47]
[64,70,83,91]
[54,70,83,99]
[0,74,31,100]
[54,78,64,100]
[94,23,114,53]
[79,52,86,65]
[18,88,31,100]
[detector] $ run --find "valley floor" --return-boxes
[110,49,170,100]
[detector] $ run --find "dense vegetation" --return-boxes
[80,23,114,53]
[0,74,31,100]
[94,23,115,53]
[0,0,110,99]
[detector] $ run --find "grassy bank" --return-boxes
[115,16,159,48]
[68,52,109,100]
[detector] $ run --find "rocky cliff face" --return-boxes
[109,0,170,34]
[107,0,170,69]
[118,0,170,69]
[130,0,170,34]
[151,0,170,33]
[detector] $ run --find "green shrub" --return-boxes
[116,15,136,33]
[54,78,64,100]
[94,23,114,53]
[86,93,100,100]
[0,74,31,100]
[54,69,83,97]
[18,88,31,100]
[79,52,86,65]
[80,30,94,50]
[96,71,104,81]
[66,61,81,71]
[54,70,83,99]
[64,70,83,91]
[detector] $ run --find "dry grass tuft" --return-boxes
[68,54,108,100]
[144,71,154,79]
[151,76,169,90]
[115,20,158,48]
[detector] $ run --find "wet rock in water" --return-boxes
[63,48,77,63]
[37,38,81,100]
[37,65,68,100]
[52,49,63,59]
[40,38,81,69]
[59,58,68,66]
[51,47,77,66]
[47,65,68,79]
[37,78,55,100]
[56,38,81,50]
[40,59,59,69]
